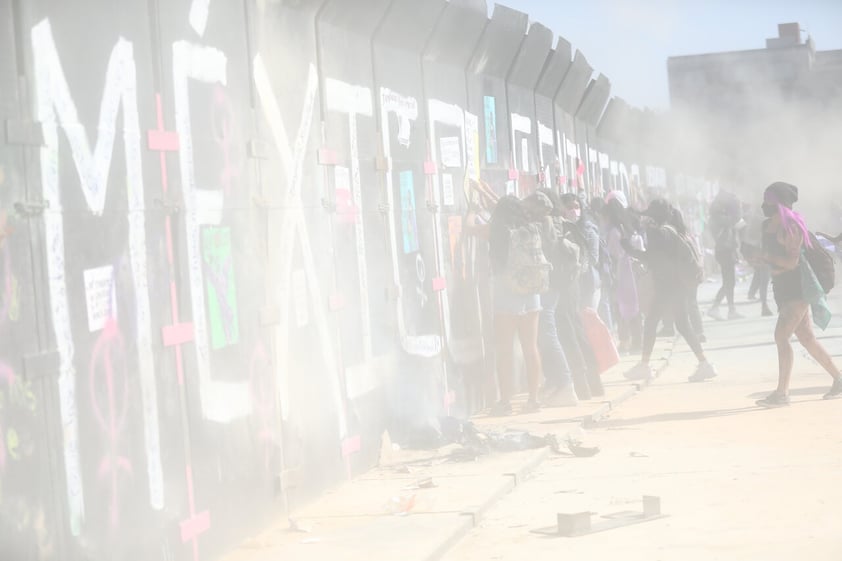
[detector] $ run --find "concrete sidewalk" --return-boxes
[220,336,676,561]
[221,277,841,561]
[442,286,842,561]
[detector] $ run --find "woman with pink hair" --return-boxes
[756,182,842,407]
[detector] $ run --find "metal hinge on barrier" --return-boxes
[23,350,60,381]
[252,195,271,209]
[5,119,44,146]
[321,197,336,212]
[153,197,181,215]
[248,139,270,160]
[14,199,49,217]
[275,467,302,497]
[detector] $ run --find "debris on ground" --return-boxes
[567,439,601,457]
[286,518,312,533]
[389,416,601,465]
[402,477,437,490]
[385,494,416,516]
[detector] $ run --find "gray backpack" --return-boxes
[503,223,552,295]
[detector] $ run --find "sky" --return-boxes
[497,0,842,111]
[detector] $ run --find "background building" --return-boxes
[666,23,842,226]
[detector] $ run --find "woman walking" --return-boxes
[603,193,643,354]
[622,199,718,382]
[708,190,743,320]
[756,182,842,407]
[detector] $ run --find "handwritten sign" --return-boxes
[439,137,461,168]
[84,265,117,332]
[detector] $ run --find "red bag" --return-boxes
[581,307,620,374]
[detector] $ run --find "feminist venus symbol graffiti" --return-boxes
[89,317,133,528]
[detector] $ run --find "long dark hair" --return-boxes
[606,198,637,236]
[764,193,812,248]
[535,188,561,214]
[489,196,529,272]
[669,206,689,237]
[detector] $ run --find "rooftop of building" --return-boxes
[667,22,831,65]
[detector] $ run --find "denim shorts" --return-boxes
[493,279,541,316]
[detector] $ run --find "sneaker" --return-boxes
[489,401,512,416]
[520,400,541,414]
[698,334,708,343]
[707,308,723,321]
[727,309,744,320]
[688,361,718,383]
[624,362,653,381]
[823,377,842,400]
[756,392,790,408]
[545,384,579,407]
[761,305,773,317]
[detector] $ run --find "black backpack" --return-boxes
[664,225,705,286]
[597,236,613,284]
[806,232,835,293]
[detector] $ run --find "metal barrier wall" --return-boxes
[506,20,552,196]
[0,1,684,560]
[372,0,450,434]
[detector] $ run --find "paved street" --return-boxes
[222,281,842,561]
[443,284,842,561]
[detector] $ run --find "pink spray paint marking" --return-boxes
[249,343,275,471]
[318,147,339,166]
[335,188,360,225]
[148,95,181,152]
[341,435,361,480]
[89,317,133,528]
[165,220,175,266]
[147,130,180,152]
[341,435,361,458]
[151,93,194,390]
[162,322,195,348]
[180,464,210,561]
[148,94,180,196]
[151,93,210,560]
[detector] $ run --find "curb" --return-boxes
[422,447,550,561]
[421,341,682,561]
[421,344,678,560]
[583,385,638,427]
[583,345,674,428]
[423,515,475,561]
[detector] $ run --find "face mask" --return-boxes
[761,203,777,218]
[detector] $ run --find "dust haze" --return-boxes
[664,31,842,230]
